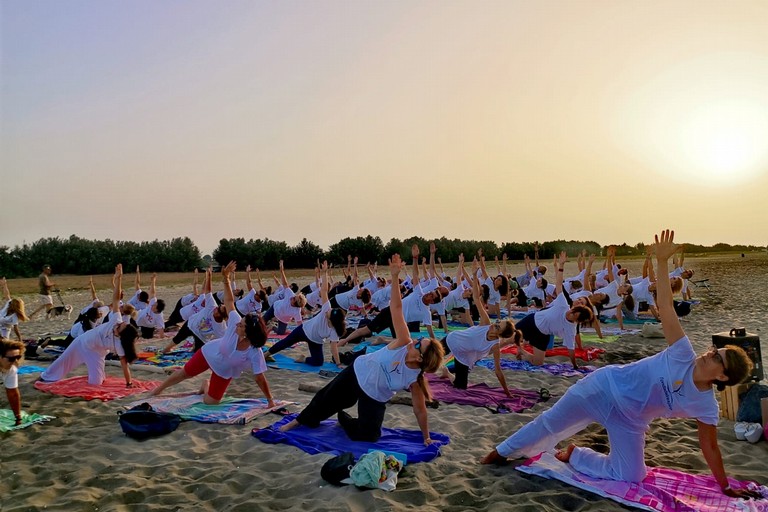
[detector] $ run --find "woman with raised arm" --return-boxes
[513,252,594,369]
[266,261,346,367]
[40,265,139,387]
[482,231,761,500]
[439,272,521,396]
[279,254,445,444]
[135,273,166,339]
[1,278,28,342]
[149,262,274,406]
[165,269,200,329]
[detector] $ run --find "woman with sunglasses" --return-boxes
[483,230,760,499]
[149,262,275,407]
[279,253,445,445]
[40,264,140,387]
[1,338,25,425]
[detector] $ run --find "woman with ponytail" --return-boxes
[438,271,521,396]
[279,253,444,445]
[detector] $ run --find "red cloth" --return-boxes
[34,376,160,401]
[501,345,605,361]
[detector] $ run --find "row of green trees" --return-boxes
[0,236,201,278]
[1,235,763,277]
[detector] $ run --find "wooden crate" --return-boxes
[719,382,754,421]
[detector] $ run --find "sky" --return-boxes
[2,0,768,255]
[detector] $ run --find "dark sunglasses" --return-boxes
[710,345,725,368]
[4,355,22,362]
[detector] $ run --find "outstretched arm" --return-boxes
[1,277,10,301]
[221,262,237,314]
[697,421,763,498]
[278,260,289,288]
[112,264,123,313]
[388,254,411,349]
[429,242,438,280]
[478,251,489,280]
[654,230,685,346]
[88,276,98,301]
[472,273,492,326]
[192,268,199,296]
[411,244,420,284]
[135,265,141,292]
[245,266,254,292]
[555,251,567,296]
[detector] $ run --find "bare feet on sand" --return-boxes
[555,444,576,463]
[480,449,509,465]
[278,419,299,432]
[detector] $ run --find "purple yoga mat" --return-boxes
[426,374,548,413]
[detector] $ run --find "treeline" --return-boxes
[2,235,763,277]
[211,236,605,269]
[0,235,201,278]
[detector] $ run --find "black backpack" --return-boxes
[320,452,355,485]
[118,403,182,440]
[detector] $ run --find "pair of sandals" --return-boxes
[484,388,552,414]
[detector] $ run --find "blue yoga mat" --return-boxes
[252,413,449,463]
[266,354,343,374]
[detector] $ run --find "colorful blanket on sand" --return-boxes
[252,413,449,463]
[475,358,596,378]
[517,452,768,512]
[34,376,160,401]
[500,345,606,361]
[0,410,55,432]
[425,374,546,413]
[125,395,295,425]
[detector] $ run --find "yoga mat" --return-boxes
[34,376,161,401]
[518,452,768,512]
[266,354,344,374]
[425,374,545,413]
[18,365,47,375]
[125,395,295,425]
[252,413,449,463]
[0,410,55,432]
[475,359,596,378]
[501,345,606,361]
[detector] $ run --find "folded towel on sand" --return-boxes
[425,374,546,413]
[0,410,55,432]
[266,354,344,374]
[500,345,605,361]
[18,365,47,375]
[252,414,449,463]
[475,358,596,377]
[517,452,768,512]
[34,376,160,401]
[125,395,295,424]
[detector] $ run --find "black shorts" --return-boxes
[515,313,551,352]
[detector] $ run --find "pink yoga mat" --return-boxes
[34,376,160,401]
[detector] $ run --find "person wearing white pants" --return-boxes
[482,230,761,500]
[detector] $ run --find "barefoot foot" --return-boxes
[555,444,576,463]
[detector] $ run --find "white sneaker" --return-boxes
[744,423,764,444]
[734,422,749,441]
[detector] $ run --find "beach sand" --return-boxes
[2,254,767,511]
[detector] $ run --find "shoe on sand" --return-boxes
[744,423,764,444]
[264,354,276,363]
[734,422,748,441]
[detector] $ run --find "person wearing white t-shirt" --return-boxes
[165,269,200,328]
[40,265,139,387]
[149,262,275,406]
[279,253,445,444]
[482,231,759,500]
[477,252,509,317]
[513,252,595,369]
[162,269,227,353]
[266,262,346,367]
[439,273,521,394]
[1,339,25,426]
[134,273,166,339]
[0,278,28,342]
[339,245,442,346]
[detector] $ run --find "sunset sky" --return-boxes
[2,0,767,255]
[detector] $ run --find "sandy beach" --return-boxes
[2,254,767,511]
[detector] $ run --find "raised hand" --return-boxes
[389,254,403,276]
[411,244,420,259]
[653,230,679,261]
[429,242,436,255]
[222,261,236,280]
[558,251,567,267]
